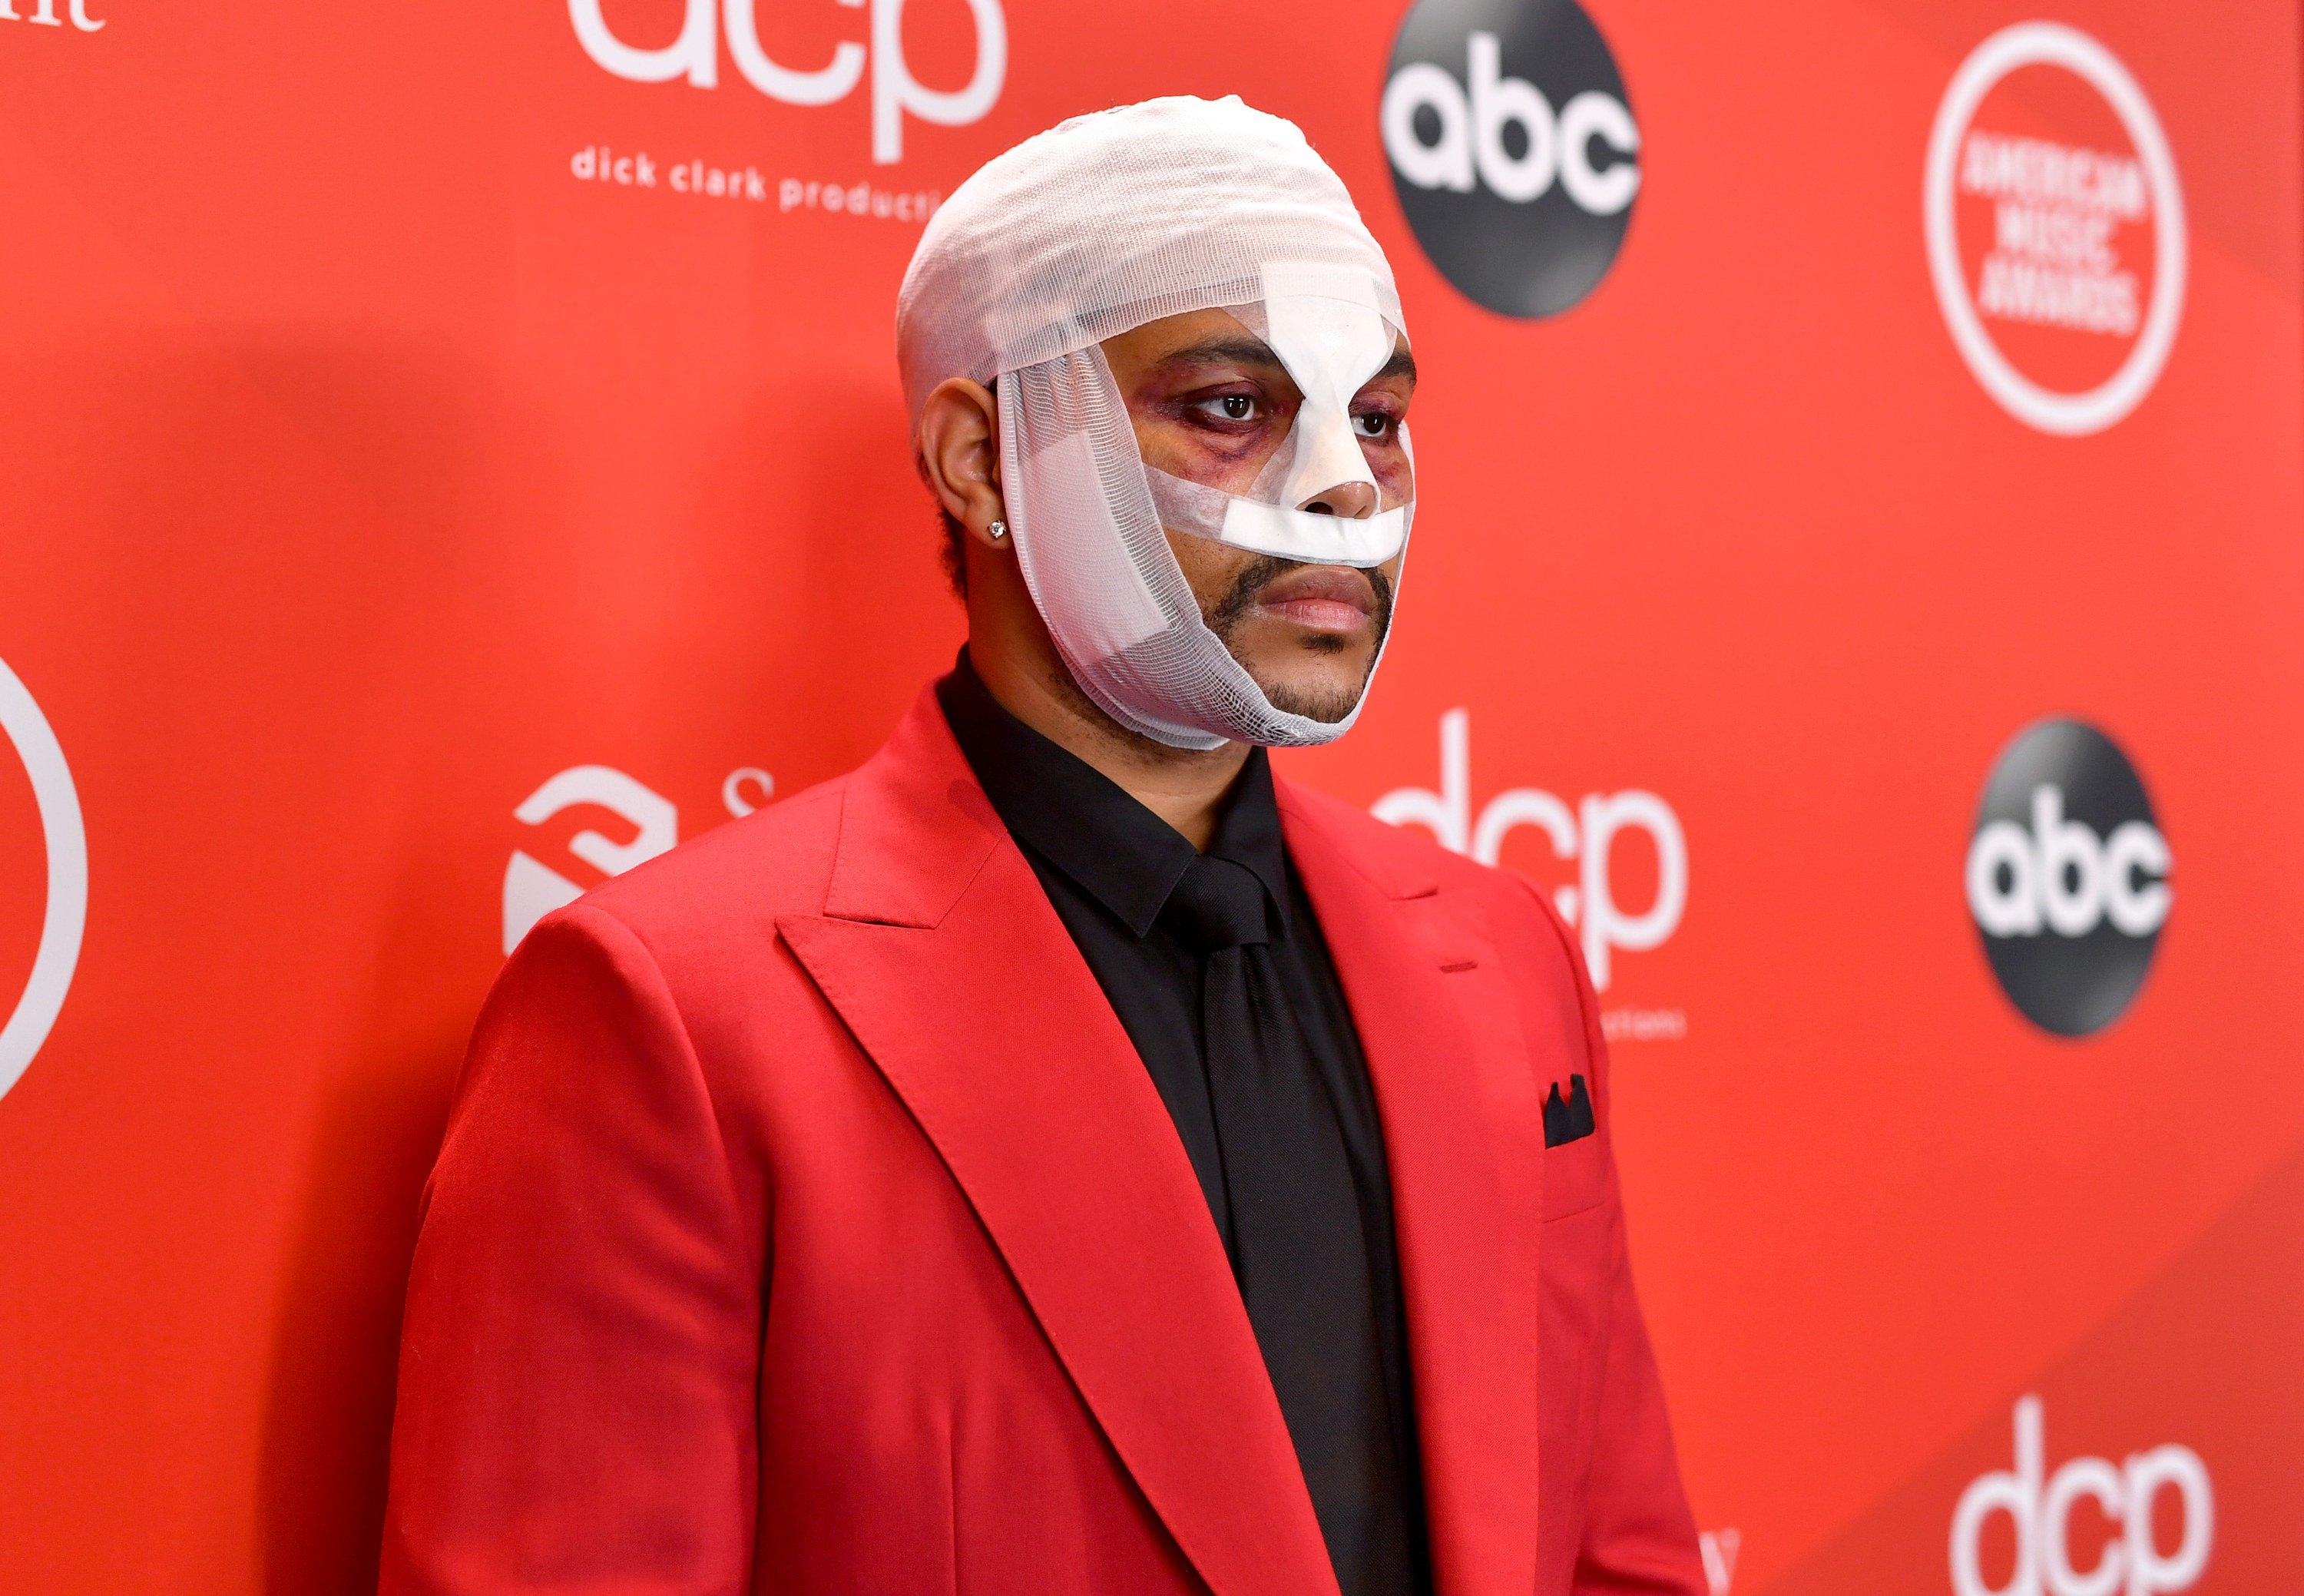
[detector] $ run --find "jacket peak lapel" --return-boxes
[781,688,1341,1596]
[1279,780,1546,1596]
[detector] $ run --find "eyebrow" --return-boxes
[1154,336,1420,388]
[1154,336,1289,374]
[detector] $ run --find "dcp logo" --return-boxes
[1382,0,1640,318]
[1951,1396,2211,1596]
[1965,719,2167,1037]
[570,0,1005,164]
[1374,708,1684,990]
[0,655,88,1102]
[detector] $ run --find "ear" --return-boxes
[916,378,1011,552]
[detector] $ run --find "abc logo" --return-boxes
[1382,0,1640,317]
[1965,719,2168,1037]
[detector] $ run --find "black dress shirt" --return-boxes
[937,653,1430,1596]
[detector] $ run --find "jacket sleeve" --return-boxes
[380,904,762,1596]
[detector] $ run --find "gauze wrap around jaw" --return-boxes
[896,96,1415,749]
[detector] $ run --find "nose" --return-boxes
[1296,480,1379,519]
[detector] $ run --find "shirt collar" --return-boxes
[935,649,1293,941]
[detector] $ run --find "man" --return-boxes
[384,97,1704,1596]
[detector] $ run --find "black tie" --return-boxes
[1158,855,1416,1596]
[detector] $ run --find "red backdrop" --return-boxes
[2,2,2299,1592]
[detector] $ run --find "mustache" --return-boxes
[1207,556,1395,645]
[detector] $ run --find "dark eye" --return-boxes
[1188,391,1270,427]
[1354,412,1392,438]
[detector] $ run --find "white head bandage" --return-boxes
[897,96,1414,750]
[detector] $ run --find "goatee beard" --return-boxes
[1207,556,1395,724]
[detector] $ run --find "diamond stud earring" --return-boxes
[988,520,1008,540]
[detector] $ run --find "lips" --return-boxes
[1255,566,1375,633]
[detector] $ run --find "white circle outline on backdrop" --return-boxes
[1924,22,2186,437]
[0,655,87,1102]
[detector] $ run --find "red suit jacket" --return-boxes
[382,686,1706,1596]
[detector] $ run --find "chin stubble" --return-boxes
[1207,556,1395,724]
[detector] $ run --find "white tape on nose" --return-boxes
[1223,500,1409,565]
[1144,463,1411,566]
[1261,262,1393,513]
[1286,417,1379,513]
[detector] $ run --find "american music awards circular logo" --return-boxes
[0,654,87,1101]
[1381,0,1640,317]
[1925,23,2186,435]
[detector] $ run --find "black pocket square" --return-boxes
[1543,1074,1596,1148]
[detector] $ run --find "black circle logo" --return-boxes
[1381,0,1640,318]
[1965,719,2170,1037]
